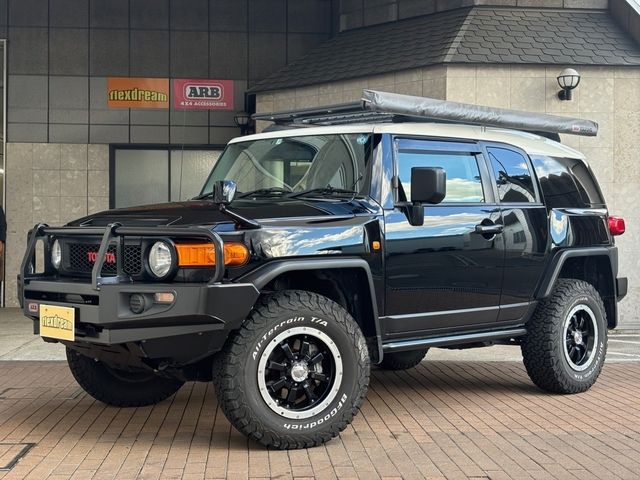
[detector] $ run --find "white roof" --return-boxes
[231,123,585,160]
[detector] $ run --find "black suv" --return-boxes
[18,92,627,449]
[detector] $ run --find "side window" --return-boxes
[487,147,536,203]
[531,155,605,208]
[397,150,484,203]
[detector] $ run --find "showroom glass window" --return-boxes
[113,148,222,208]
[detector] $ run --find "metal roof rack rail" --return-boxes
[253,89,598,139]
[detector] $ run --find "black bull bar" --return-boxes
[19,223,225,292]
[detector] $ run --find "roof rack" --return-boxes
[253,89,598,140]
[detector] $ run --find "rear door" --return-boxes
[382,138,505,338]
[482,143,549,323]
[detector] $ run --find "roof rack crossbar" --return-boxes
[253,90,598,137]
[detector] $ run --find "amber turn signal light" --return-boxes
[176,243,249,267]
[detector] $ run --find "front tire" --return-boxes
[66,348,184,407]
[521,279,607,394]
[216,290,370,449]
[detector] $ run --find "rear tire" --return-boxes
[379,348,428,370]
[66,348,184,407]
[216,290,370,449]
[521,279,607,394]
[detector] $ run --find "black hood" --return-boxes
[68,198,378,228]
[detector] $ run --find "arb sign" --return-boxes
[107,78,169,109]
[173,79,234,110]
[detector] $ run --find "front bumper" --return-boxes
[19,222,259,367]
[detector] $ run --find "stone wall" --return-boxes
[255,64,640,327]
[339,0,609,30]
[5,143,110,307]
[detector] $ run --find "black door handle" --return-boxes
[474,224,504,235]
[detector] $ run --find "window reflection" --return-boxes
[397,151,484,203]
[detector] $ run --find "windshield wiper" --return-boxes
[237,187,292,198]
[288,186,360,199]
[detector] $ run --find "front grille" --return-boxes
[66,243,142,276]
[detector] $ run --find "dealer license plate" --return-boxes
[39,304,75,341]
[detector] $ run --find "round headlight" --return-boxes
[51,240,62,270]
[148,241,173,278]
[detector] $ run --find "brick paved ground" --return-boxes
[0,360,639,480]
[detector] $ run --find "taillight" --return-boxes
[608,216,625,236]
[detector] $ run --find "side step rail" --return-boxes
[382,328,527,353]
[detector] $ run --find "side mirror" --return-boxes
[410,167,446,204]
[213,180,237,205]
[402,167,446,227]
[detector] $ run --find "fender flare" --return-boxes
[237,258,383,362]
[535,247,617,299]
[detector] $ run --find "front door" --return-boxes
[383,138,505,339]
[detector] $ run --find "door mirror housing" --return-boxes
[213,180,237,205]
[400,167,446,227]
[410,167,446,204]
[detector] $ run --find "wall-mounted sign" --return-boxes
[173,79,234,110]
[108,77,169,109]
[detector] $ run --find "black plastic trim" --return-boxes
[238,257,383,362]
[535,247,613,299]
[382,327,527,352]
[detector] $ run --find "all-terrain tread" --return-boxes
[216,290,370,449]
[66,348,184,407]
[379,348,429,371]
[521,278,606,394]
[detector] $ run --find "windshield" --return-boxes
[200,133,375,198]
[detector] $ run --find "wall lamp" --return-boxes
[557,68,581,101]
[234,112,253,135]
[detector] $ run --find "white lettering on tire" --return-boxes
[283,393,348,430]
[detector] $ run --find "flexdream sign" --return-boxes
[107,78,169,109]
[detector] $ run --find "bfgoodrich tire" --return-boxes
[521,279,607,394]
[66,348,184,407]
[379,348,429,370]
[216,290,370,449]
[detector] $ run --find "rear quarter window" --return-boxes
[531,155,606,208]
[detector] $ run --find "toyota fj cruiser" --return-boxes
[18,91,627,449]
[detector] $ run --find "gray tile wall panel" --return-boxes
[8,28,48,74]
[288,0,332,33]
[209,32,247,78]
[7,123,48,142]
[49,124,89,143]
[130,30,169,77]
[7,75,48,123]
[170,110,209,126]
[90,29,129,76]
[50,0,89,27]
[131,125,170,144]
[170,31,209,78]
[49,76,88,124]
[131,0,169,29]
[169,126,209,144]
[49,28,89,75]
[90,124,129,144]
[170,0,209,30]
[130,110,170,126]
[90,0,129,28]
[210,0,247,32]
[9,0,48,26]
[249,0,286,32]
[0,0,7,25]
[248,33,286,81]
